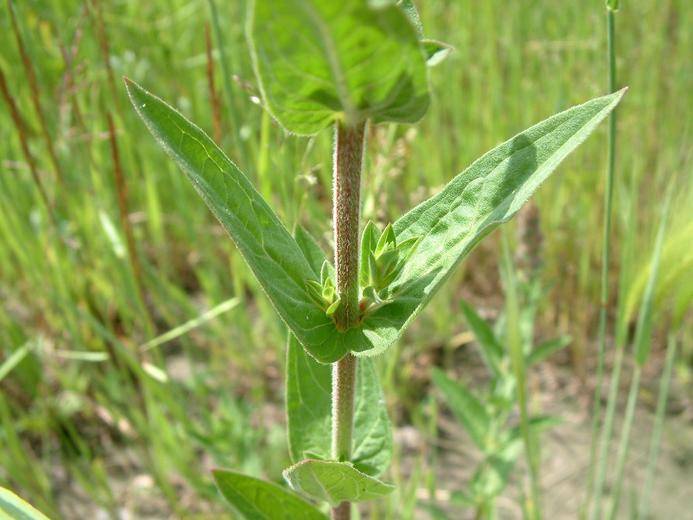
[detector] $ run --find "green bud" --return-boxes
[360,221,378,287]
[325,297,341,317]
[375,223,396,256]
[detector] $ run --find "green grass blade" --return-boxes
[0,486,50,520]
[638,333,678,519]
[139,297,241,352]
[606,188,672,519]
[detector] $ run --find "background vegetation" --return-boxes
[0,0,690,518]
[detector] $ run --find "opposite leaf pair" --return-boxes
[126,79,626,367]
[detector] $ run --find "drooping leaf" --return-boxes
[126,79,353,363]
[247,0,430,135]
[212,469,327,519]
[286,334,392,475]
[0,486,50,520]
[354,89,626,358]
[283,459,395,505]
[460,300,504,376]
[526,335,571,366]
[431,368,490,450]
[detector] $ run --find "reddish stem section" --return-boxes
[331,121,366,520]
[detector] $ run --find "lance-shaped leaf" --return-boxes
[212,469,327,519]
[247,0,430,135]
[355,89,626,358]
[126,79,353,363]
[287,335,392,476]
[460,300,504,376]
[526,335,571,366]
[283,459,395,505]
[0,487,50,520]
[431,368,490,450]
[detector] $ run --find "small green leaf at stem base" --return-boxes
[286,334,392,476]
[283,459,395,505]
[212,469,327,519]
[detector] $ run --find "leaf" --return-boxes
[360,221,378,287]
[125,79,351,364]
[397,0,423,35]
[431,368,490,450]
[212,469,327,519]
[247,0,430,135]
[526,335,571,366]
[355,89,627,358]
[283,459,395,505]
[294,226,330,276]
[0,486,50,520]
[460,300,504,376]
[286,335,392,476]
[469,417,560,501]
[422,39,453,67]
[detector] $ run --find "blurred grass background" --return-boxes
[0,0,690,517]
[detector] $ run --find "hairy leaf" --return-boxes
[355,89,626,358]
[247,0,429,134]
[431,368,490,450]
[0,486,50,520]
[212,469,327,519]
[283,459,395,505]
[126,79,354,363]
[286,335,392,476]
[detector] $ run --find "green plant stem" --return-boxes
[607,186,671,519]
[585,5,618,515]
[607,365,640,519]
[590,340,624,520]
[331,121,366,520]
[638,333,678,519]
[502,235,541,520]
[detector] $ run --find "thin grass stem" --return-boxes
[638,333,678,519]
[584,4,619,515]
[607,187,672,519]
[502,234,541,520]
[7,0,63,183]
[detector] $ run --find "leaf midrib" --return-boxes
[298,0,356,121]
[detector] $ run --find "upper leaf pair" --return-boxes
[247,0,432,135]
[126,78,625,364]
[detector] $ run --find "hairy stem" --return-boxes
[331,121,366,520]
